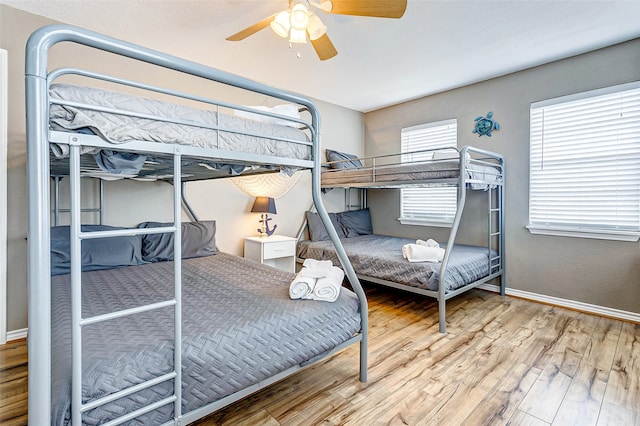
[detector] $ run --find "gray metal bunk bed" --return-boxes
[25,25,368,425]
[297,146,505,334]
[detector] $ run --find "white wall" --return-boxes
[364,38,640,314]
[0,5,364,332]
[0,48,7,344]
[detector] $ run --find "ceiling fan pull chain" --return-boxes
[288,42,303,59]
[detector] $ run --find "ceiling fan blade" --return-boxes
[328,0,407,18]
[310,33,338,61]
[226,14,276,41]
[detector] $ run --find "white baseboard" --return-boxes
[478,284,640,323]
[6,327,27,342]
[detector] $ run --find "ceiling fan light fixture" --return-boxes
[306,13,327,40]
[318,0,333,13]
[289,27,307,44]
[290,2,310,30]
[270,10,291,38]
[227,0,408,60]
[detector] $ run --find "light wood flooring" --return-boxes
[1,286,639,425]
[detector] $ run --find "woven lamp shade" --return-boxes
[232,171,302,198]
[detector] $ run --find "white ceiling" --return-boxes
[4,0,640,112]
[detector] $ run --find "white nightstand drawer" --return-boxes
[262,240,296,260]
[244,235,297,273]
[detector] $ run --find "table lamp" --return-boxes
[251,196,277,236]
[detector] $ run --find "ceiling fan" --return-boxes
[226,0,408,61]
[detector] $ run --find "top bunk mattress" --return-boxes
[297,234,495,293]
[48,83,312,162]
[321,149,503,189]
[321,159,502,189]
[321,159,460,186]
[51,252,361,425]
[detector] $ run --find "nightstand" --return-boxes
[244,235,297,273]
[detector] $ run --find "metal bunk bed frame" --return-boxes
[308,146,505,334]
[26,24,368,425]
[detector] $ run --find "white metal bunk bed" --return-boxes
[26,25,368,425]
[298,147,505,334]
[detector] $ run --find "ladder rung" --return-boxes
[55,208,102,213]
[100,395,177,426]
[80,371,177,413]
[80,299,176,326]
[490,232,501,237]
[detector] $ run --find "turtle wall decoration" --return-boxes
[473,111,500,137]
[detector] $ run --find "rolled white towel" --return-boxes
[289,271,317,299]
[306,266,344,303]
[402,243,445,263]
[301,259,333,278]
[303,258,333,269]
[416,238,439,248]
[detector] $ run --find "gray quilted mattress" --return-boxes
[51,253,361,425]
[48,84,311,161]
[297,234,494,292]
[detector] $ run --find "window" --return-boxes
[528,81,640,241]
[399,119,457,226]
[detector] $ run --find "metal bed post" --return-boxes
[181,182,200,222]
[438,182,466,334]
[499,165,506,295]
[437,146,471,334]
[69,144,83,425]
[25,39,52,425]
[172,152,183,421]
[310,115,368,382]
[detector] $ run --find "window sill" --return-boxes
[526,225,640,242]
[398,217,453,228]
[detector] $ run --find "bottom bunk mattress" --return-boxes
[297,234,494,293]
[51,252,361,425]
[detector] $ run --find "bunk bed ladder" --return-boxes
[52,175,105,226]
[488,183,504,294]
[498,168,506,295]
[67,147,184,425]
[344,187,366,211]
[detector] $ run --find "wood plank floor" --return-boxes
[1,286,639,425]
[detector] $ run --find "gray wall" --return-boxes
[364,38,640,314]
[0,5,364,332]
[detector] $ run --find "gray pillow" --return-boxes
[50,224,143,276]
[306,211,351,241]
[337,208,373,236]
[137,221,218,262]
[326,149,364,169]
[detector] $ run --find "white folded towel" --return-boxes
[305,266,344,303]
[416,238,439,248]
[289,271,317,299]
[301,259,334,278]
[402,243,445,263]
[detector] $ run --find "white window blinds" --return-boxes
[400,119,457,225]
[529,82,640,241]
